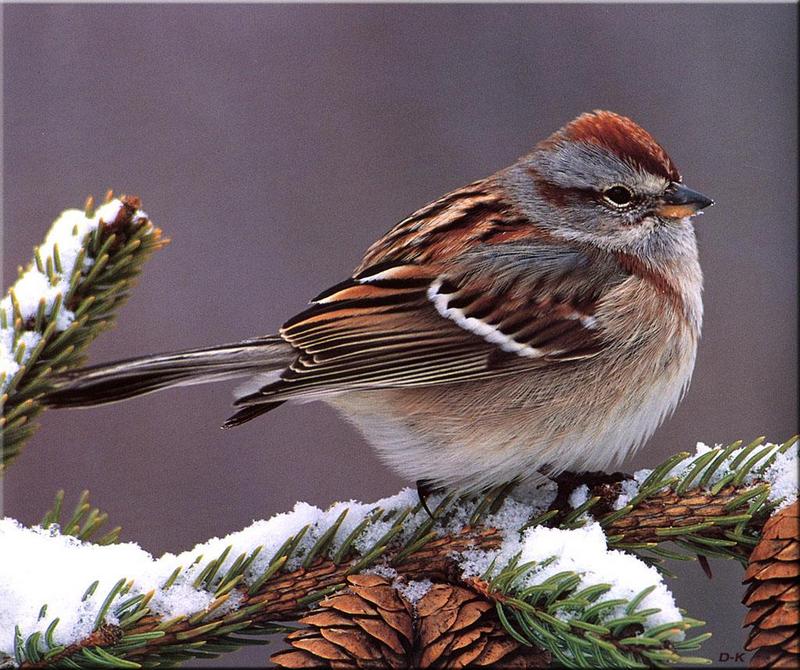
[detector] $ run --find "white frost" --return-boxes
[0,200,146,392]
[0,519,161,655]
[613,478,641,510]
[518,524,682,632]
[612,440,798,511]
[364,565,398,581]
[394,579,433,606]
[364,566,432,608]
[460,521,682,636]
[0,334,20,386]
[568,484,590,509]
[760,448,799,509]
[0,490,417,660]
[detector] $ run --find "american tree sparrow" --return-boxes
[48,111,713,493]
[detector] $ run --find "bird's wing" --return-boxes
[231,181,627,411]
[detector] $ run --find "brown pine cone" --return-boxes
[271,574,413,669]
[743,501,799,669]
[415,583,549,668]
[271,575,550,669]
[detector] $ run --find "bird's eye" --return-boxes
[602,185,635,208]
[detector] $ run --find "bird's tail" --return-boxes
[44,336,294,410]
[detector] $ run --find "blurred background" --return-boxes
[2,4,797,667]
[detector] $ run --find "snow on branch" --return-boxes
[0,438,796,668]
[0,194,166,468]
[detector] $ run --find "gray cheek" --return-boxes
[563,203,621,233]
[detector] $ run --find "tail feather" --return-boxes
[222,401,285,428]
[44,336,294,411]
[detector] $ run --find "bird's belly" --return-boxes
[329,331,697,492]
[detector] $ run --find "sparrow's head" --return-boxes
[506,110,713,253]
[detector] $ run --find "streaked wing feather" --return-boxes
[237,268,607,405]
[238,274,509,403]
[236,185,617,406]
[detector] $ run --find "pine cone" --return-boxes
[271,574,412,668]
[271,575,550,669]
[743,501,799,669]
[415,583,549,668]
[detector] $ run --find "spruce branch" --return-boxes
[2,438,796,669]
[39,489,122,547]
[0,193,166,468]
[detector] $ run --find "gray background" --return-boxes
[2,3,797,667]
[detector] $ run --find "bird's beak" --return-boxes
[656,182,714,219]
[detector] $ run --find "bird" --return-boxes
[46,110,713,494]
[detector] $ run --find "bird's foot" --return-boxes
[416,479,443,518]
